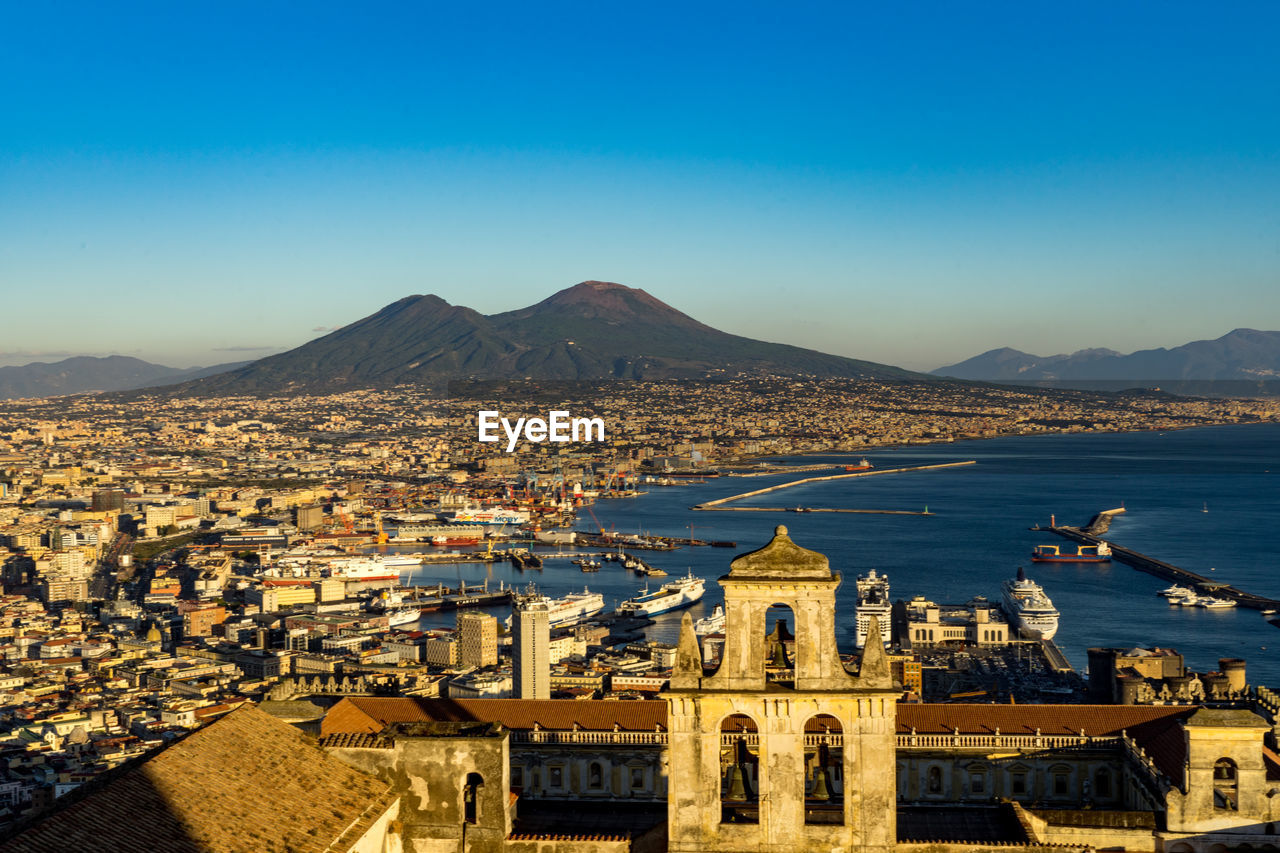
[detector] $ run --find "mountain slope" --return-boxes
[164,281,923,395]
[0,356,242,399]
[933,329,1280,382]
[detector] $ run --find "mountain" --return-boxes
[161,281,923,396]
[0,356,248,400]
[933,329,1280,390]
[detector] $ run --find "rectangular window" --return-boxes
[1012,774,1026,795]
[1054,774,1068,795]
[511,767,523,788]
[549,766,563,789]
[631,767,645,789]
[970,774,985,794]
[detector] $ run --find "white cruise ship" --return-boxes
[503,587,605,629]
[617,572,705,617]
[1000,566,1060,640]
[854,569,892,648]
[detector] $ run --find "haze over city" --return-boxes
[4,3,1279,371]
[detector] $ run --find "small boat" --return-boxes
[1158,584,1196,599]
[1031,543,1111,563]
[1196,597,1237,609]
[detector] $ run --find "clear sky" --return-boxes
[3,2,1278,372]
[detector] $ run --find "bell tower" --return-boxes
[666,525,898,853]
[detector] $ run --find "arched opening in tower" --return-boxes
[720,714,760,824]
[804,714,845,825]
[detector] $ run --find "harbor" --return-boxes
[690,460,975,511]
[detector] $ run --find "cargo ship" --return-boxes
[843,458,873,472]
[617,572,706,617]
[503,587,605,629]
[1000,566,1060,640]
[1030,542,1111,563]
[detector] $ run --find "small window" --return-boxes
[1011,773,1026,795]
[1094,769,1111,798]
[511,766,523,788]
[588,762,604,790]
[549,766,563,789]
[1054,774,1069,796]
[630,766,645,790]
[927,766,942,794]
[970,774,985,794]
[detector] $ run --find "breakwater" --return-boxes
[691,461,976,511]
[1050,516,1280,611]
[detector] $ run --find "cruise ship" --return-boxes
[503,587,605,629]
[1000,566,1060,640]
[617,572,706,617]
[854,569,892,648]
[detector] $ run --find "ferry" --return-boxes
[617,572,706,617]
[503,587,605,629]
[1030,542,1111,563]
[1000,566,1060,640]
[694,604,725,635]
[324,556,403,582]
[446,505,531,526]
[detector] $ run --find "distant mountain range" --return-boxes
[0,356,248,400]
[933,330,1280,390]
[157,281,923,396]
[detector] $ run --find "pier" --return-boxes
[1049,513,1280,611]
[691,461,976,512]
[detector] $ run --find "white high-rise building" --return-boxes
[512,598,550,699]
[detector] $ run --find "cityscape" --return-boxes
[5,3,1280,852]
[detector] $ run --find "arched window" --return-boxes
[804,714,844,825]
[1094,768,1112,798]
[720,715,759,824]
[1214,758,1239,810]
[463,772,484,825]
[588,761,605,790]
[927,766,942,794]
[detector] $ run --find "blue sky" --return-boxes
[2,2,1278,371]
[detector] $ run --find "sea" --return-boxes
[398,422,1280,687]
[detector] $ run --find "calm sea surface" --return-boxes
[404,422,1280,687]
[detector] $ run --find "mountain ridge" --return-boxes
[155,281,924,396]
[933,329,1280,382]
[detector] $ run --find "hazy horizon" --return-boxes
[4,4,1278,372]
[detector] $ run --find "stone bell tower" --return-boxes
[665,525,897,853]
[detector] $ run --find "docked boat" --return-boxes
[385,606,422,627]
[1000,567,1060,640]
[854,569,892,648]
[324,556,403,582]
[446,504,531,526]
[504,587,605,629]
[694,604,725,635]
[617,572,705,617]
[1196,597,1237,609]
[1158,584,1196,603]
[1030,542,1111,563]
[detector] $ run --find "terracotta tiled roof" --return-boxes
[0,704,394,853]
[321,697,668,737]
[896,704,1192,737]
[318,732,395,750]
